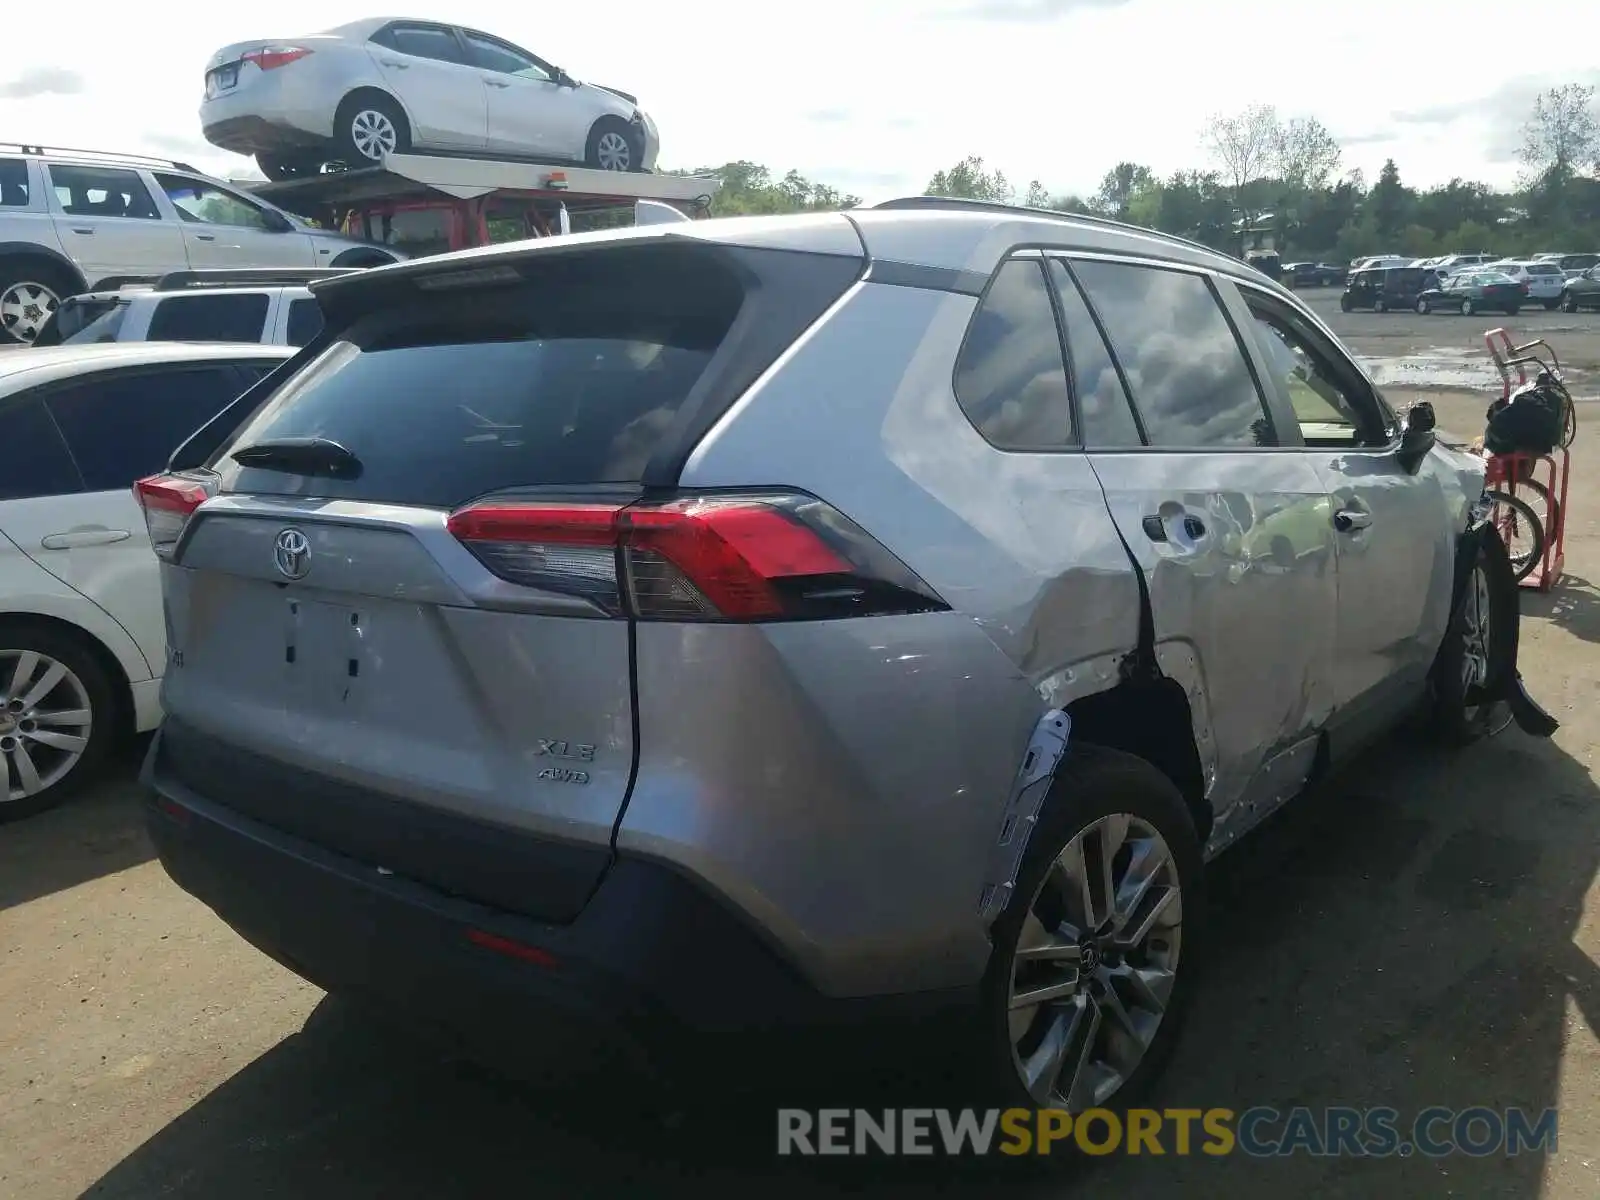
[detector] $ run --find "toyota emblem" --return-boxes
[273,528,311,580]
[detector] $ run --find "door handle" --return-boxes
[70,227,94,235]
[194,233,216,241]
[1333,508,1373,532]
[484,79,510,88]
[380,59,409,69]
[41,527,131,550]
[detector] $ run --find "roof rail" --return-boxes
[869,195,1228,261]
[89,275,163,292]
[152,267,362,290]
[0,143,199,173]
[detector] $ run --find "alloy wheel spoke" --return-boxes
[24,729,87,753]
[1111,836,1170,934]
[1060,1000,1107,1111]
[18,660,67,710]
[5,650,39,703]
[1022,1000,1081,1099]
[1114,885,1180,949]
[32,707,90,728]
[7,743,43,795]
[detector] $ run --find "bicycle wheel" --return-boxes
[1485,490,1546,583]
[1510,477,1559,548]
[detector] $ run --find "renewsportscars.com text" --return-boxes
[777,1106,1559,1158]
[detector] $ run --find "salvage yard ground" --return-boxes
[8,300,1600,1199]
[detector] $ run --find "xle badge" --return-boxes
[535,739,595,785]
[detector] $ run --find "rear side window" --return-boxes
[0,397,81,500]
[1048,259,1141,448]
[378,23,467,63]
[218,257,748,507]
[953,259,1073,451]
[285,298,323,347]
[0,157,29,207]
[44,366,250,491]
[1072,260,1274,449]
[147,293,269,342]
[47,164,160,219]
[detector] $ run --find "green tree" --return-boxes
[1091,162,1157,218]
[926,155,1014,202]
[1368,159,1413,244]
[670,161,861,216]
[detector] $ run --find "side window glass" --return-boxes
[464,33,550,80]
[44,368,249,491]
[47,165,160,219]
[154,174,274,231]
[1246,302,1378,447]
[953,258,1074,451]
[1072,260,1275,449]
[148,294,269,342]
[0,157,29,207]
[1048,260,1141,448]
[0,397,82,500]
[285,299,323,347]
[387,24,467,64]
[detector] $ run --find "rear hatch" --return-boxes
[33,294,129,346]
[140,234,863,922]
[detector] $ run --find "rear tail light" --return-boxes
[133,473,217,559]
[446,492,948,622]
[242,46,313,71]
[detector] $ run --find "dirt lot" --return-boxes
[9,305,1600,1199]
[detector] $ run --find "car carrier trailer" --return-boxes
[244,153,723,257]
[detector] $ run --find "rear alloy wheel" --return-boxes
[1462,298,1475,316]
[982,746,1202,1120]
[0,629,114,822]
[0,269,68,345]
[335,94,410,167]
[1375,298,1388,313]
[1416,298,1431,314]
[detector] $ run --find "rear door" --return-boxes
[1058,254,1337,837]
[0,362,263,673]
[367,21,487,149]
[44,163,186,284]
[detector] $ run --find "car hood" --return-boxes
[589,82,638,104]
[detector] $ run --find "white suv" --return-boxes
[1487,260,1568,309]
[33,268,351,348]
[0,143,403,345]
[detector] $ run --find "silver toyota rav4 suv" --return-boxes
[138,198,1554,1112]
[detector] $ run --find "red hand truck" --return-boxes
[1480,327,1574,591]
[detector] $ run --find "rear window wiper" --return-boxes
[230,436,363,480]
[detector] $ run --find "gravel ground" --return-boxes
[7,308,1600,1199]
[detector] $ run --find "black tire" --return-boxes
[0,621,120,822]
[256,153,320,182]
[1416,298,1431,314]
[329,248,398,268]
[0,257,77,346]
[584,116,639,172]
[1375,298,1388,313]
[334,92,410,168]
[1562,294,1578,313]
[972,744,1204,1125]
[1507,304,1521,316]
[1430,529,1519,744]
[1485,489,1545,584]
[1338,294,1352,312]
[1543,299,1559,311]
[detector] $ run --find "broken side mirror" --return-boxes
[1397,401,1436,472]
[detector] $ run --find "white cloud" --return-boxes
[6,0,1599,200]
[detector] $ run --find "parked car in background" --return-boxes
[1414,269,1524,316]
[1533,252,1600,279]
[136,198,1545,1117]
[1560,265,1600,312]
[0,144,401,345]
[200,18,660,180]
[1341,264,1430,312]
[1,342,293,820]
[1485,260,1567,309]
[1284,262,1342,287]
[1345,255,1412,283]
[1426,253,1497,279]
[32,268,350,348]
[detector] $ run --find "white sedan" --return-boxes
[200,17,660,181]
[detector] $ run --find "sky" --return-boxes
[7,0,1600,201]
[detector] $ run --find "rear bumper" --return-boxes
[143,731,973,1076]
[201,109,331,155]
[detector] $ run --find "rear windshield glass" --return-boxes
[43,297,129,346]
[216,267,743,508]
[1527,264,1562,275]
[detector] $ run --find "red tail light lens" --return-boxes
[243,46,313,71]
[446,493,948,622]
[133,474,216,559]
